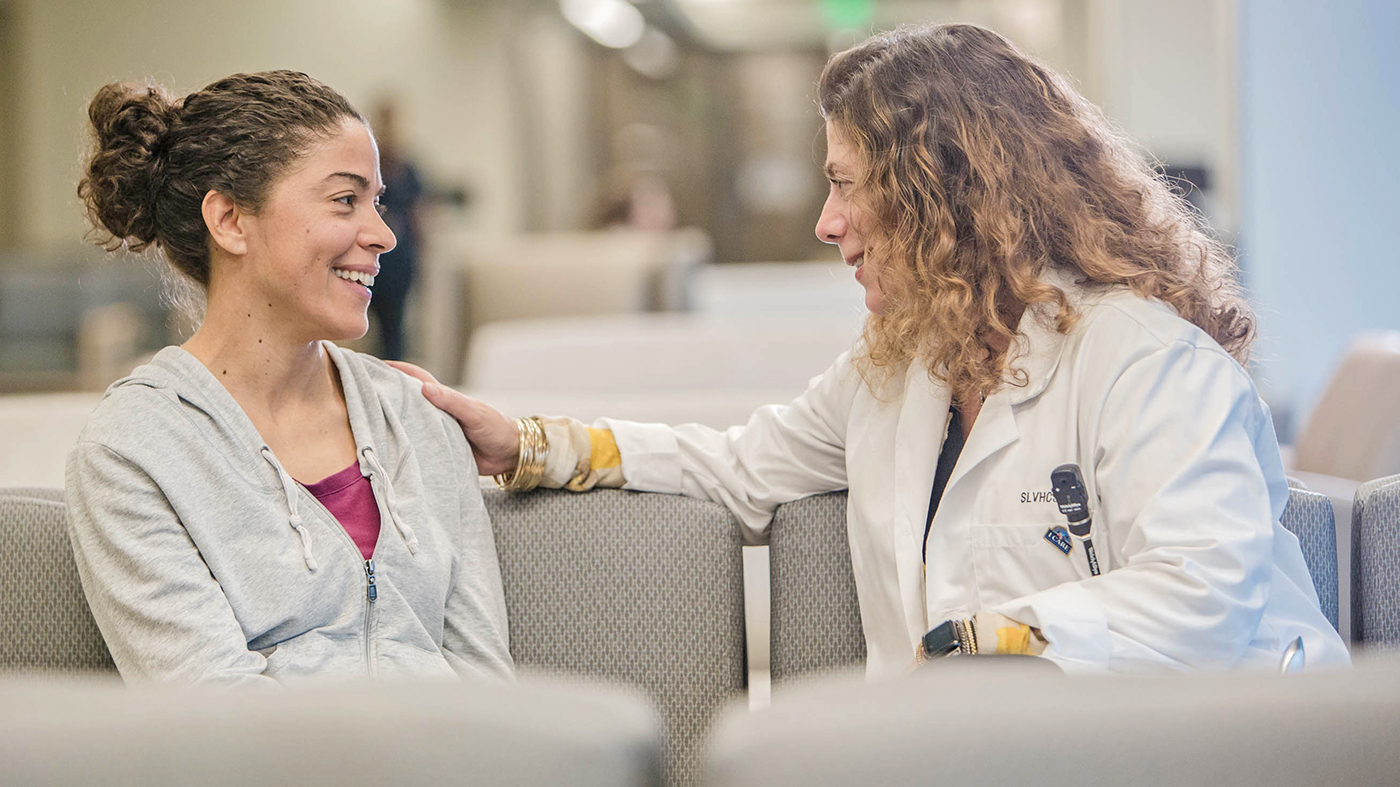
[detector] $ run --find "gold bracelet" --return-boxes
[494,416,547,492]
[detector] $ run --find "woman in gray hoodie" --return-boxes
[66,71,513,685]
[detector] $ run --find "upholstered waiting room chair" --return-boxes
[706,660,1400,787]
[767,486,1341,685]
[3,677,660,787]
[1352,474,1400,652]
[0,486,746,787]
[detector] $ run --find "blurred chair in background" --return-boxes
[705,661,1400,787]
[464,312,860,392]
[1287,331,1400,488]
[460,310,860,433]
[418,227,711,382]
[687,260,855,318]
[2,678,660,787]
[1281,331,1400,642]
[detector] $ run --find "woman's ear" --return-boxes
[201,190,249,256]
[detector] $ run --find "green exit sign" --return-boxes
[821,0,874,29]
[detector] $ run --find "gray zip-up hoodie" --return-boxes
[65,344,513,685]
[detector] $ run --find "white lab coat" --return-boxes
[605,274,1349,677]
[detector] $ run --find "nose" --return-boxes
[363,206,397,255]
[815,189,845,245]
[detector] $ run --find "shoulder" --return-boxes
[330,346,471,462]
[1060,292,1264,422]
[1067,291,1243,374]
[330,346,420,409]
[77,378,186,455]
[1057,292,1261,416]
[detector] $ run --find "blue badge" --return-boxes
[1044,526,1073,555]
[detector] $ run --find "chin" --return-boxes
[323,316,370,344]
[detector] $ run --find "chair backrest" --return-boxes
[1,676,660,787]
[1351,473,1400,651]
[485,488,746,787]
[1279,485,1339,630]
[767,492,863,685]
[767,488,1343,684]
[1293,331,1400,481]
[706,661,1400,787]
[1,486,746,787]
[0,489,116,674]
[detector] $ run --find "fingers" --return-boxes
[421,382,488,426]
[386,359,448,401]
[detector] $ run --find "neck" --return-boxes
[183,290,337,416]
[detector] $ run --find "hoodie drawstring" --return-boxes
[361,447,419,555]
[261,447,319,572]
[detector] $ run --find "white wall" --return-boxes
[1239,0,1400,426]
[9,0,523,251]
[1086,0,1237,230]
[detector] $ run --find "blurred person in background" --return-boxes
[368,101,425,361]
[67,71,512,684]
[590,169,677,231]
[398,24,1347,676]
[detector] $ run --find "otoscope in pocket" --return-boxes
[1050,464,1100,577]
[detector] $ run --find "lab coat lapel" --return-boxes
[891,362,950,638]
[931,288,1075,548]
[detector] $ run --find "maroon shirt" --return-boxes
[302,462,381,560]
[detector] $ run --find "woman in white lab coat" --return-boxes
[396,23,1348,675]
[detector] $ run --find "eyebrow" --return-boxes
[325,172,371,190]
[823,162,845,179]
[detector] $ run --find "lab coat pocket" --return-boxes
[969,523,1087,608]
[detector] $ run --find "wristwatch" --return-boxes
[917,618,978,664]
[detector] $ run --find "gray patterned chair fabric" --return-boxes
[767,492,863,685]
[768,488,1342,684]
[0,486,746,787]
[485,488,746,787]
[0,490,116,673]
[1280,485,1339,631]
[1352,474,1400,651]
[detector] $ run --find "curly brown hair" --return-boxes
[78,71,362,290]
[818,23,1255,400]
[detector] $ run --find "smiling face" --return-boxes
[816,123,885,315]
[237,117,396,343]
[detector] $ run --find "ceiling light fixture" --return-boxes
[560,0,647,49]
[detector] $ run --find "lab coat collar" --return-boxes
[1004,266,1094,405]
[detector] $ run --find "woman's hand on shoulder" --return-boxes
[386,361,519,477]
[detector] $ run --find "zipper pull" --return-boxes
[364,559,378,602]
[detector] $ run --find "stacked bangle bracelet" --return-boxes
[494,416,547,492]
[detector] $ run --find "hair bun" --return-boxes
[79,81,181,250]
